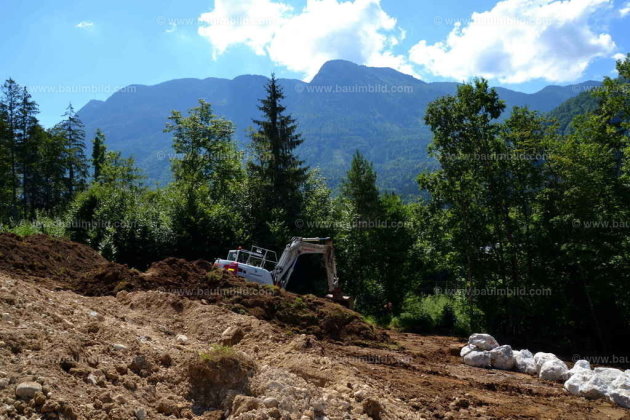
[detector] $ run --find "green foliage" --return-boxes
[167,183,247,260]
[199,345,235,361]
[0,114,13,220]
[3,63,630,356]
[247,75,309,249]
[1,214,67,238]
[335,151,416,316]
[1,79,22,220]
[23,125,65,215]
[54,104,88,198]
[0,80,90,222]
[300,169,335,237]
[165,100,243,201]
[66,152,174,268]
[341,151,380,217]
[91,129,106,181]
[548,90,600,134]
[413,58,630,353]
[164,100,247,260]
[391,294,474,336]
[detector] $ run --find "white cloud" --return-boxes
[198,0,293,58]
[198,0,411,79]
[408,0,616,84]
[613,52,626,60]
[75,21,94,29]
[620,2,630,16]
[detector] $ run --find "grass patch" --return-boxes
[199,344,234,361]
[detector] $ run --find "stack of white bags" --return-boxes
[460,333,630,409]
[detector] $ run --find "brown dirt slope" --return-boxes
[1,234,629,419]
[0,233,108,286]
[0,234,385,344]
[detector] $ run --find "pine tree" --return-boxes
[23,125,55,214]
[18,86,40,217]
[55,103,88,200]
[92,129,107,182]
[0,113,12,221]
[248,74,308,246]
[0,79,22,215]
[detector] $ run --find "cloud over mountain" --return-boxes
[407,0,615,83]
[198,0,620,84]
[198,0,411,80]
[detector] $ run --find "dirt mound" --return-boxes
[0,272,428,420]
[0,233,142,296]
[187,347,256,411]
[0,233,108,285]
[77,262,142,296]
[0,235,386,345]
[66,254,388,345]
[139,260,387,345]
[145,258,214,282]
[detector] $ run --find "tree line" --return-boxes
[0,79,87,220]
[1,58,629,356]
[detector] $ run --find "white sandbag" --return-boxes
[539,359,569,382]
[594,367,624,377]
[468,333,499,351]
[534,352,559,373]
[574,360,591,369]
[490,345,515,370]
[579,368,624,399]
[568,359,591,376]
[460,344,476,357]
[609,389,630,408]
[609,373,630,408]
[611,373,630,391]
[463,350,491,368]
[514,349,537,375]
[564,370,594,395]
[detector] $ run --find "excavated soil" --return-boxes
[0,233,109,287]
[1,234,629,419]
[0,235,385,345]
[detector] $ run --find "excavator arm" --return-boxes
[272,237,339,292]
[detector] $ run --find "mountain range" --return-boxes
[78,60,600,196]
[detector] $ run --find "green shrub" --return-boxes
[66,184,174,268]
[2,215,67,238]
[391,293,476,336]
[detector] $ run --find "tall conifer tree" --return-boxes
[248,74,308,246]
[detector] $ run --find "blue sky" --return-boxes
[1,0,628,127]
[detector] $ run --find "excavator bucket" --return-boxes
[326,287,355,309]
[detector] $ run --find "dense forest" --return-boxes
[1,57,629,357]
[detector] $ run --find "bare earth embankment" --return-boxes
[0,234,628,419]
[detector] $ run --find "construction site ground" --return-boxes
[0,234,628,420]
